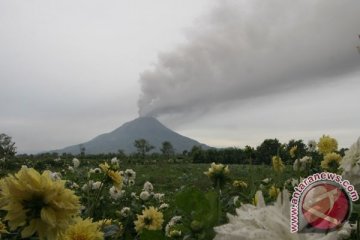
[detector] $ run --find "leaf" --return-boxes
[175,187,210,218]
[140,230,165,240]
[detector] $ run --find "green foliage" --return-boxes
[175,187,219,239]
[160,141,175,158]
[134,139,154,158]
[0,133,16,159]
[256,138,284,164]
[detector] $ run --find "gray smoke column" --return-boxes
[138,0,360,117]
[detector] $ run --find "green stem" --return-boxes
[357,216,360,240]
[88,175,107,217]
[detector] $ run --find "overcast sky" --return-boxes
[1,0,359,154]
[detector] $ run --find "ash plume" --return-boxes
[138,0,360,117]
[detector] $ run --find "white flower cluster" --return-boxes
[123,169,136,186]
[339,137,360,192]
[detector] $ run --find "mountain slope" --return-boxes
[54,117,208,154]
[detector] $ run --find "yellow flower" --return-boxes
[289,146,297,158]
[61,218,104,240]
[317,135,338,155]
[204,163,230,188]
[99,162,123,189]
[268,185,280,199]
[232,180,248,189]
[272,156,285,173]
[321,152,342,171]
[0,167,80,239]
[96,219,112,228]
[134,207,164,233]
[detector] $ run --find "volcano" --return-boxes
[53,117,208,154]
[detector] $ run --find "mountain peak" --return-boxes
[54,117,208,154]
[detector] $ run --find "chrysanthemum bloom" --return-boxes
[124,169,136,181]
[134,207,164,233]
[289,146,297,158]
[321,152,342,172]
[109,186,124,200]
[140,191,151,201]
[268,185,280,199]
[99,162,123,189]
[271,156,284,173]
[317,135,338,155]
[339,137,360,193]
[307,140,317,152]
[232,180,248,189]
[215,190,349,240]
[204,162,230,188]
[143,181,154,193]
[72,158,80,168]
[0,167,80,239]
[61,218,103,240]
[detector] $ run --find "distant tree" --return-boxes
[256,138,284,165]
[79,144,86,157]
[0,133,17,159]
[244,145,256,164]
[160,141,175,158]
[117,149,126,159]
[190,145,206,163]
[134,139,154,158]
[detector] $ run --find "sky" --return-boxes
[1,0,360,154]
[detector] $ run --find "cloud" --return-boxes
[138,0,360,117]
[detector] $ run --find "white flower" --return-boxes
[111,157,119,165]
[89,168,101,174]
[140,191,151,201]
[72,158,80,168]
[214,190,341,240]
[339,137,360,192]
[154,193,165,202]
[68,166,74,172]
[54,157,61,162]
[159,203,169,210]
[120,207,131,217]
[128,179,135,186]
[308,140,317,152]
[125,169,136,180]
[50,172,62,181]
[143,181,154,192]
[262,178,271,184]
[109,186,124,200]
[92,181,103,190]
[70,182,79,189]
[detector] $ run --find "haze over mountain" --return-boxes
[53,117,208,155]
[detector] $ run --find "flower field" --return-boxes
[0,136,360,240]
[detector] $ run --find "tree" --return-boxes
[160,141,175,158]
[255,138,284,165]
[0,133,17,159]
[134,139,154,158]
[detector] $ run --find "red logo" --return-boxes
[301,182,350,231]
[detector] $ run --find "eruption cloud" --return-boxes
[138,0,360,118]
